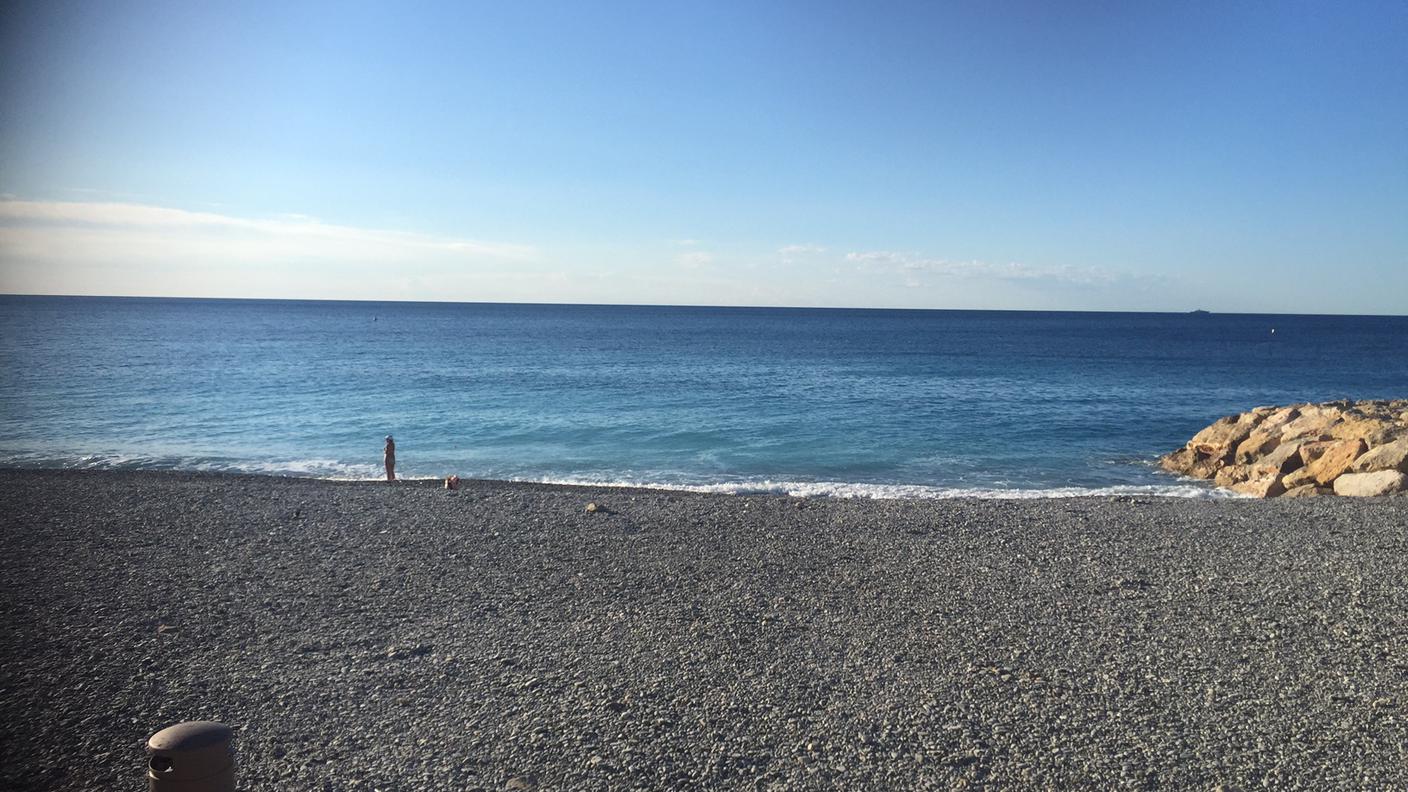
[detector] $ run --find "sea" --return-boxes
[1,296,1405,498]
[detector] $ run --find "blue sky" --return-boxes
[1,1,1405,313]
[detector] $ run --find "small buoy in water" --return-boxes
[1270,328,1276,334]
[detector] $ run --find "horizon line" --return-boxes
[3,292,1405,319]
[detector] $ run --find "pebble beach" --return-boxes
[2,469,1405,790]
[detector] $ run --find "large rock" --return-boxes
[1235,430,1283,464]
[1214,465,1252,488]
[1159,447,1198,476]
[1190,457,1226,479]
[1280,466,1319,491]
[1350,438,1408,474]
[1298,440,1337,466]
[1302,439,1366,486]
[1262,406,1301,429]
[1344,402,1400,422]
[1159,446,1225,479]
[1332,470,1408,498]
[1230,474,1285,498]
[1160,445,1227,473]
[1277,406,1344,440]
[1166,400,1404,496]
[1328,418,1396,446]
[1249,440,1306,479]
[1282,483,1332,498]
[1188,415,1260,465]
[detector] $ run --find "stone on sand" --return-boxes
[1332,470,1408,498]
[1188,416,1260,464]
[1350,438,1408,475]
[1230,475,1285,499]
[1303,439,1366,486]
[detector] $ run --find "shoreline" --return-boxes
[0,466,713,496]
[0,464,1224,501]
[3,468,1406,789]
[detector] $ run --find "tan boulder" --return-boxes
[1188,456,1226,480]
[1281,466,1318,490]
[1214,465,1252,488]
[1159,447,1198,476]
[1328,417,1395,446]
[1234,429,1283,464]
[1298,440,1337,465]
[1278,406,1343,441]
[1346,405,1393,423]
[1260,406,1301,431]
[1349,438,1408,474]
[1282,484,1332,498]
[1332,470,1408,498]
[1230,474,1285,498]
[1158,446,1228,479]
[1249,440,1306,479]
[1302,439,1367,486]
[1170,401,1406,493]
[1188,415,1259,464]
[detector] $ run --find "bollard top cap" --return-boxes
[148,721,233,752]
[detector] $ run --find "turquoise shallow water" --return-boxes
[1,296,1405,497]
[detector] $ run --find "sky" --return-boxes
[1,1,1405,313]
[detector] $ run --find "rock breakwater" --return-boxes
[1161,399,1408,497]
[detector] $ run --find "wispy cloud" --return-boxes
[777,244,827,264]
[0,200,535,262]
[676,250,714,269]
[0,199,538,299]
[63,187,158,202]
[845,250,1118,285]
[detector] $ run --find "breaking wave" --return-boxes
[519,476,1227,500]
[0,451,1226,498]
[0,451,384,480]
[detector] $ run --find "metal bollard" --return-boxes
[146,721,236,791]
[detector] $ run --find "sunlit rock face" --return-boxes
[1160,400,1408,498]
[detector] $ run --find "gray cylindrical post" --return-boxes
[146,721,236,791]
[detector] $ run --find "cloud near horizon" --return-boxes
[676,250,714,269]
[0,199,1180,309]
[0,199,537,298]
[845,251,1120,286]
[777,244,827,265]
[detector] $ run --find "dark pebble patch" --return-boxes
[2,469,1406,790]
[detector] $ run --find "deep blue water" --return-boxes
[2,296,1405,497]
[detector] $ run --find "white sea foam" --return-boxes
[1,451,1227,498]
[515,476,1228,500]
[226,459,386,479]
[0,450,386,481]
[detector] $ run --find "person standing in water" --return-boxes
[384,435,396,481]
